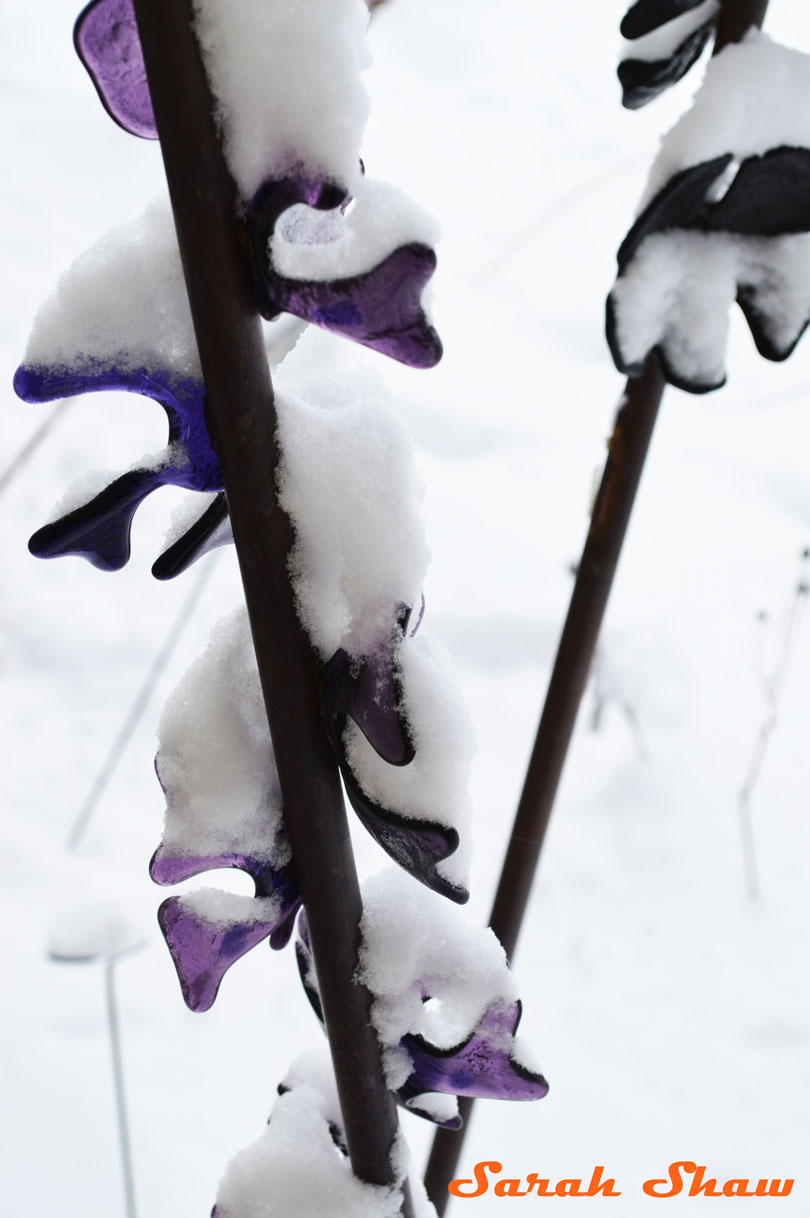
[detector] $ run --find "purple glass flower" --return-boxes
[399,1000,549,1108]
[72,3,442,369]
[247,176,442,369]
[157,875,299,1014]
[296,914,547,1127]
[13,363,219,570]
[324,604,468,905]
[74,0,156,139]
[151,750,300,1012]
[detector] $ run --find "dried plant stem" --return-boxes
[130,0,409,1207]
[738,550,809,900]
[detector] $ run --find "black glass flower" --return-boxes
[324,602,468,905]
[607,147,810,392]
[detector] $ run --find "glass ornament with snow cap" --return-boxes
[150,599,468,1012]
[608,34,810,391]
[607,147,810,391]
[296,908,548,1130]
[73,0,442,368]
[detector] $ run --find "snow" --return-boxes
[642,31,810,206]
[175,888,288,929]
[610,231,810,386]
[21,197,199,379]
[4,1,810,1216]
[358,868,521,1086]
[192,0,371,199]
[161,489,222,552]
[156,607,288,863]
[275,330,431,658]
[620,0,719,64]
[214,1084,404,1218]
[48,898,146,961]
[216,1049,438,1218]
[44,463,123,521]
[271,178,440,282]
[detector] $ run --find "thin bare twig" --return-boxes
[738,549,809,900]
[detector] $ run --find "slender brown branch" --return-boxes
[130,0,408,1206]
[424,360,664,1211]
[714,0,769,50]
[425,1,770,1208]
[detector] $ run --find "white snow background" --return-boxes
[2,1,809,1214]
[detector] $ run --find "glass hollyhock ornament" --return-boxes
[608,35,810,390]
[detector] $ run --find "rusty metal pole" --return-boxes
[424,1,769,1209]
[130,0,410,1208]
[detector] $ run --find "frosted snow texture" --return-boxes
[641,33,810,207]
[358,869,520,1087]
[22,198,198,379]
[275,333,430,658]
[13,198,217,571]
[213,1086,404,1218]
[214,1050,440,1217]
[609,230,810,390]
[296,877,547,1121]
[155,607,287,865]
[192,0,370,200]
[272,179,440,282]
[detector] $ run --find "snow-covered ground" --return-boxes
[2,1,809,1214]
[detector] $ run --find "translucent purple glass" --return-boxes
[74,0,156,139]
[324,604,468,905]
[13,363,217,570]
[296,914,547,1125]
[158,876,299,1013]
[151,759,300,1012]
[247,176,442,368]
[400,1000,549,1105]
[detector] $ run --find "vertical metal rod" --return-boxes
[425,3,770,1208]
[487,359,665,959]
[105,959,138,1218]
[129,0,408,1207]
